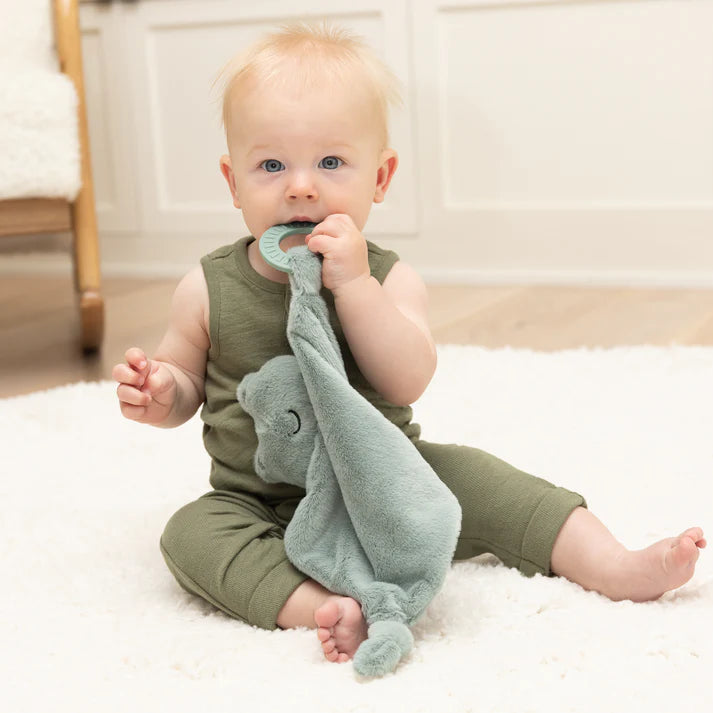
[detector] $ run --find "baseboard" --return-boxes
[418,267,713,289]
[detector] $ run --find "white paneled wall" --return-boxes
[34,0,713,283]
[408,0,713,284]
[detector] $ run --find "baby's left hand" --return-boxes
[305,214,370,294]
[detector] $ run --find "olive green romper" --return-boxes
[159,236,586,630]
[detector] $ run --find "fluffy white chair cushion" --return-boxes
[0,0,82,201]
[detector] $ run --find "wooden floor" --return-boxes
[2,274,713,398]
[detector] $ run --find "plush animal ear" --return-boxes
[236,373,254,410]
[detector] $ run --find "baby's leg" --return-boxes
[160,490,365,662]
[550,506,706,601]
[416,440,706,600]
[416,440,586,576]
[160,490,309,629]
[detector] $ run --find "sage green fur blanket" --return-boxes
[237,247,462,677]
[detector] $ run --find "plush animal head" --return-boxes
[237,354,317,487]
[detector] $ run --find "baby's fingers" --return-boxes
[111,362,145,388]
[118,401,149,422]
[142,363,174,398]
[125,347,150,377]
[117,383,151,407]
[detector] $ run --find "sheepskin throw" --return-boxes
[0,0,81,200]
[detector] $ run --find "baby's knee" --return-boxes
[158,493,307,629]
[160,499,205,572]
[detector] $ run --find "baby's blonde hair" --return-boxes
[213,21,403,152]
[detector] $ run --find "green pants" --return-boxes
[160,441,586,630]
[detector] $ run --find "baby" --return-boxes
[113,22,706,664]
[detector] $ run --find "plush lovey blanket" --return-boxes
[237,245,462,677]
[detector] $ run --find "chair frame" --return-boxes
[0,0,104,351]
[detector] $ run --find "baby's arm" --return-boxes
[112,265,210,428]
[333,260,437,406]
[305,214,436,406]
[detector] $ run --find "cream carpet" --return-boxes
[1,346,711,712]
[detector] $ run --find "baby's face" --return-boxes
[220,80,395,241]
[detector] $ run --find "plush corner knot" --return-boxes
[352,621,414,678]
[287,246,323,295]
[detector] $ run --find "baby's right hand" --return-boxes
[112,347,177,425]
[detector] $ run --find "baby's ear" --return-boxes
[373,148,398,204]
[219,154,241,209]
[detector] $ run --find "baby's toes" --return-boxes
[324,647,340,662]
[680,527,704,544]
[317,627,332,643]
[672,536,699,569]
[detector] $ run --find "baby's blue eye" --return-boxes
[319,156,343,170]
[261,159,284,173]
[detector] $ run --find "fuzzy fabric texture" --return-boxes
[1,346,712,712]
[237,247,462,677]
[0,0,81,200]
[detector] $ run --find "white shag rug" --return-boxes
[2,346,712,713]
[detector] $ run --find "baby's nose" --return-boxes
[286,171,319,201]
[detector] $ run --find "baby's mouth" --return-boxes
[287,216,319,225]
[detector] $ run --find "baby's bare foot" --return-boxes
[313,595,367,663]
[608,527,707,602]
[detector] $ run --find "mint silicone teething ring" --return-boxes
[259,222,317,274]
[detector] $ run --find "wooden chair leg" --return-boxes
[78,289,104,351]
[57,0,104,351]
[72,189,104,352]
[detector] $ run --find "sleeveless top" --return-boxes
[199,236,422,505]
